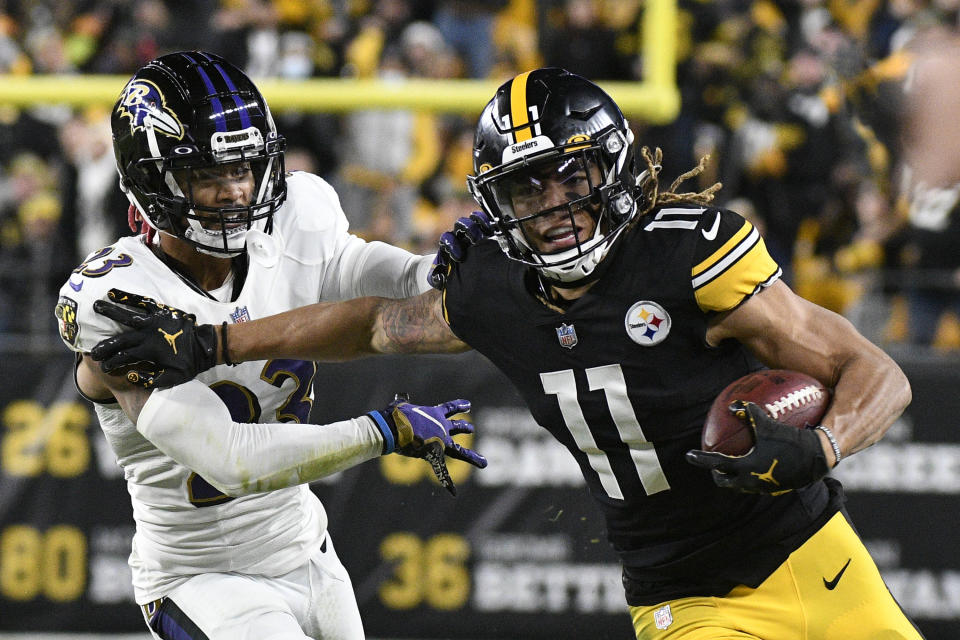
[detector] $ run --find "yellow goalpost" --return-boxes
[0,1,678,122]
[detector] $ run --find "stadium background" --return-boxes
[1,1,959,638]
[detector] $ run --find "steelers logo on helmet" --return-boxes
[624,300,671,346]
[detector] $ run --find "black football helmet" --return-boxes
[467,68,642,284]
[111,51,286,256]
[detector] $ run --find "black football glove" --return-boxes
[90,288,218,389]
[685,401,829,494]
[427,211,494,290]
[368,394,487,495]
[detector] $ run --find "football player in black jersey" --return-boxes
[91,68,923,639]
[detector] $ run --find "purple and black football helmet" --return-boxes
[111,51,286,256]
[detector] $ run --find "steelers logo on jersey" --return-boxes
[624,300,671,346]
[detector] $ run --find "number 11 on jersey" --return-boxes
[541,364,670,500]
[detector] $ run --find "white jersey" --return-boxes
[55,172,430,603]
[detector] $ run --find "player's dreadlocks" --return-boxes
[635,146,723,217]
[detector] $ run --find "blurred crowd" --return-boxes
[2,0,960,351]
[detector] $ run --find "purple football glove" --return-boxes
[427,211,495,290]
[368,394,487,495]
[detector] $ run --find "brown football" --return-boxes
[701,369,831,456]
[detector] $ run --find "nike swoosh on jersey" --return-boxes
[701,213,721,240]
[823,558,851,590]
[68,278,83,292]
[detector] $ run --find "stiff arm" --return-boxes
[223,289,470,364]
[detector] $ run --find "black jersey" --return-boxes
[443,203,843,605]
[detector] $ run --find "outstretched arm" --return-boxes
[79,354,382,486]
[225,289,469,363]
[91,288,469,387]
[78,339,482,497]
[91,206,489,380]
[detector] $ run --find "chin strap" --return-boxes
[539,218,632,290]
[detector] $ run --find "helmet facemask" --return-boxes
[470,128,637,284]
[126,123,286,257]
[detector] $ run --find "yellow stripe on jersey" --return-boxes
[509,71,533,142]
[692,219,752,277]
[691,221,780,312]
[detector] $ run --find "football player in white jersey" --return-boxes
[54,51,485,640]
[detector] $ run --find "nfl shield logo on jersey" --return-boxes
[230,306,251,323]
[653,604,673,630]
[556,323,578,349]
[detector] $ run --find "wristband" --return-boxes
[220,322,235,366]
[814,424,842,465]
[367,411,395,454]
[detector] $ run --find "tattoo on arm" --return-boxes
[372,290,468,354]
